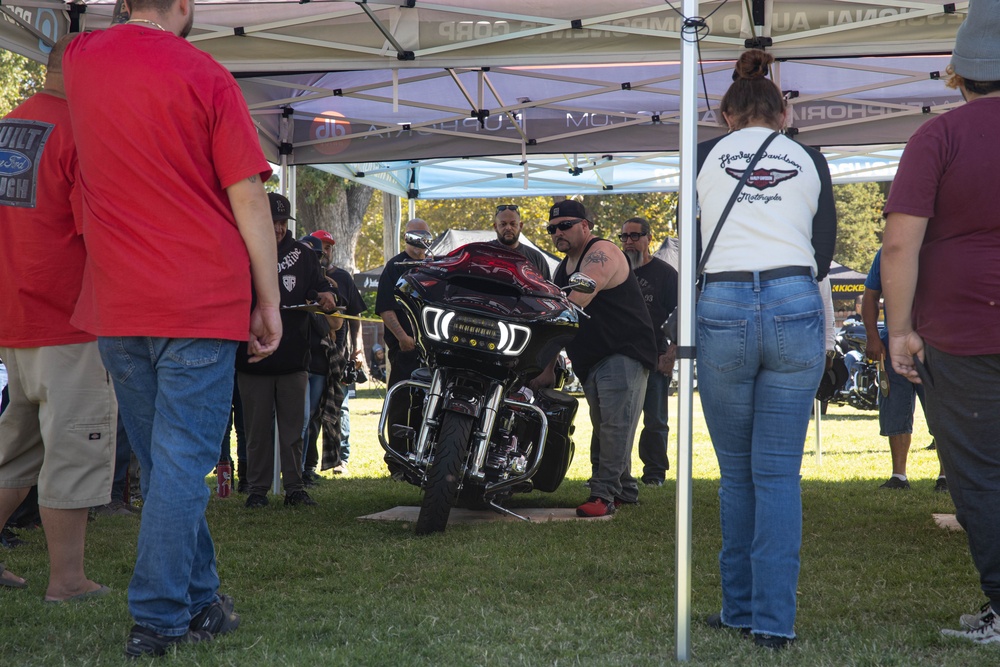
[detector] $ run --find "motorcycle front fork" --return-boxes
[378,368,550,517]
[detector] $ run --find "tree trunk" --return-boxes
[295,169,374,274]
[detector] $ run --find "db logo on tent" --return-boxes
[310,111,351,156]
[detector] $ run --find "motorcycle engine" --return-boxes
[849,363,880,411]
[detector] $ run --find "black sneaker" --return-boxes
[935,477,949,493]
[0,526,24,549]
[244,493,268,509]
[879,476,910,490]
[753,633,794,650]
[190,594,240,636]
[925,439,937,451]
[642,478,665,487]
[284,490,317,507]
[124,624,212,659]
[706,613,751,636]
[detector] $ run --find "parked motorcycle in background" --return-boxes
[379,242,591,534]
[816,317,886,413]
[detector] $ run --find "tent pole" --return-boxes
[676,0,699,662]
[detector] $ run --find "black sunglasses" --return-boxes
[617,232,648,242]
[546,218,584,235]
[496,204,519,213]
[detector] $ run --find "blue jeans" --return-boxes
[696,273,824,638]
[302,372,326,472]
[878,332,926,436]
[583,354,648,503]
[99,336,235,637]
[638,370,671,482]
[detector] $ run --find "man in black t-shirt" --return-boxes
[620,217,678,486]
[490,204,552,280]
[376,219,432,476]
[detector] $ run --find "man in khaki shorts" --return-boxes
[0,35,116,600]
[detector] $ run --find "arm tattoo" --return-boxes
[248,175,258,183]
[584,250,610,267]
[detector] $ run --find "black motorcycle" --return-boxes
[816,318,885,413]
[378,242,590,534]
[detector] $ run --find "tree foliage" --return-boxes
[832,182,885,273]
[349,192,680,271]
[0,50,45,117]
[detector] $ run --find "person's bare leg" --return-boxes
[889,433,911,476]
[39,506,103,600]
[0,487,30,587]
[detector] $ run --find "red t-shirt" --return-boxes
[884,97,1000,355]
[63,25,272,340]
[0,92,94,348]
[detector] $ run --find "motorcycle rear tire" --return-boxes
[415,412,475,535]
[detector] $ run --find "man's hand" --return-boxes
[398,333,416,353]
[888,331,924,383]
[657,345,677,375]
[865,335,886,362]
[314,291,337,312]
[529,366,555,392]
[247,304,282,362]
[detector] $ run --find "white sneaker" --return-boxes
[961,602,995,630]
[943,607,1000,644]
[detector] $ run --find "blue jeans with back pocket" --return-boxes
[696,273,824,638]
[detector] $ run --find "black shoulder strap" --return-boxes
[697,131,781,276]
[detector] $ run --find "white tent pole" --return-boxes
[814,399,823,466]
[676,0,699,662]
[273,116,293,497]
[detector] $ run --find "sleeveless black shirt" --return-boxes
[553,237,657,382]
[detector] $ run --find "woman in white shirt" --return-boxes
[697,49,837,650]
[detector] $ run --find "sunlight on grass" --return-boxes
[0,384,978,667]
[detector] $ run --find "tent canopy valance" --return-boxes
[0,1,966,198]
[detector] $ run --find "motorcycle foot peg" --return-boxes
[390,425,416,441]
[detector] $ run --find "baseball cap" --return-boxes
[311,230,336,246]
[268,192,295,222]
[548,200,588,221]
[298,235,324,255]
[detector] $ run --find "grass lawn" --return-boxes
[0,385,986,666]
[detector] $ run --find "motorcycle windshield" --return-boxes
[404,242,572,320]
[421,242,560,297]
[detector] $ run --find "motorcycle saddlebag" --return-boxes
[531,388,578,493]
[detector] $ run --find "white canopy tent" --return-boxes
[0,1,967,660]
[0,1,964,197]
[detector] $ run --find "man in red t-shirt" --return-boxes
[63,0,282,657]
[882,0,1000,643]
[0,35,116,602]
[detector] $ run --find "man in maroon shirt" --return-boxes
[882,0,1000,644]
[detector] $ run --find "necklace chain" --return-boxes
[127,18,166,31]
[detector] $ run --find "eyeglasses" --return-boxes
[617,232,648,242]
[546,218,584,235]
[496,204,519,213]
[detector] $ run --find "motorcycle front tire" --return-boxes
[415,411,475,535]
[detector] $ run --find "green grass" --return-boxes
[0,386,986,666]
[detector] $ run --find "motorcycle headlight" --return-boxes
[420,307,530,356]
